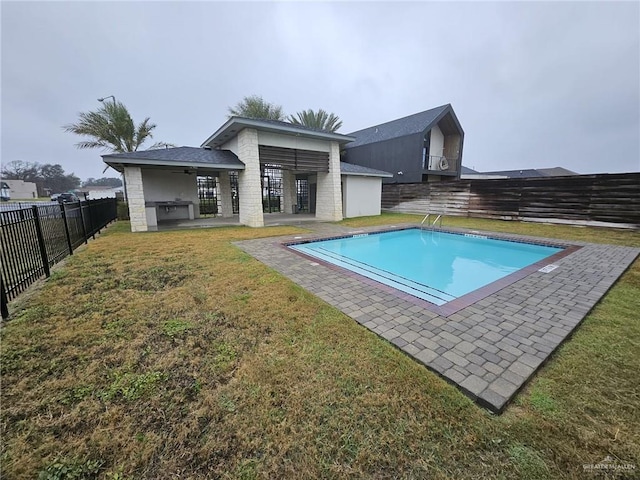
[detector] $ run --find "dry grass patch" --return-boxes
[2,218,639,479]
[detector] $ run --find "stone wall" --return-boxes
[314,141,343,221]
[237,129,264,227]
[123,166,148,232]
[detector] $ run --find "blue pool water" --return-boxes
[289,229,562,306]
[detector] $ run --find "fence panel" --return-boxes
[37,203,70,265]
[1,198,118,318]
[63,202,87,249]
[0,208,46,300]
[382,173,640,228]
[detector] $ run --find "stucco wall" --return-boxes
[428,125,445,167]
[141,169,200,217]
[258,131,332,152]
[86,188,120,199]
[342,175,383,218]
[220,136,239,156]
[5,179,38,199]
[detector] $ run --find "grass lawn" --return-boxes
[1,215,638,479]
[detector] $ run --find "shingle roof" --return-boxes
[103,146,243,167]
[480,167,579,178]
[239,117,339,135]
[537,167,578,177]
[345,104,450,148]
[202,116,355,148]
[340,162,393,177]
[481,169,546,178]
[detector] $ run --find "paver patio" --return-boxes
[235,223,639,413]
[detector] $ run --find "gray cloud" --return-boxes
[2,1,638,180]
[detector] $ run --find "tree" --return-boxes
[1,161,41,183]
[1,161,79,195]
[40,164,80,193]
[82,177,123,187]
[63,99,172,153]
[228,95,285,121]
[288,109,343,132]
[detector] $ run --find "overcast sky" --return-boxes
[2,1,639,181]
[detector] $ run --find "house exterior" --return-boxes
[479,167,578,178]
[103,118,392,232]
[342,104,464,184]
[2,179,38,199]
[461,166,578,179]
[81,186,124,200]
[103,146,246,231]
[103,105,466,232]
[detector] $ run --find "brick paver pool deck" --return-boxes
[235,223,639,413]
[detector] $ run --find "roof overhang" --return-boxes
[432,105,464,136]
[102,157,245,173]
[340,171,393,178]
[339,162,393,178]
[201,117,355,148]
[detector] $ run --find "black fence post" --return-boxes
[60,202,73,255]
[86,200,95,240]
[32,205,50,277]
[1,278,9,320]
[79,202,88,244]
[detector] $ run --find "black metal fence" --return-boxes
[0,198,118,319]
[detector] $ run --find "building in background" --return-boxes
[342,104,464,184]
[461,166,578,180]
[3,179,38,199]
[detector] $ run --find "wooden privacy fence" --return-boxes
[381,173,640,229]
[0,198,118,319]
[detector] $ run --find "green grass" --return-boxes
[1,215,639,479]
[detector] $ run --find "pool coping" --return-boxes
[235,223,639,413]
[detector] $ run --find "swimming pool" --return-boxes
[289,229,563,306]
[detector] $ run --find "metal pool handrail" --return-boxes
[420,213,443,228]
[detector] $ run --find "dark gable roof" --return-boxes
[461,166,479,174]
[482,169,546,178]
[103,146,243,167]
[340,162,393,177]
[481,167,579,178]
[537,167,578,177]
[345,104,450,148]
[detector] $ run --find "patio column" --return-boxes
[237,128,264,227]
[282,170,297,214]
[315,141,343,222]
[123,166,151,232]
[218,171,234,218]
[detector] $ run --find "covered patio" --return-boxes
[103,117,358,232]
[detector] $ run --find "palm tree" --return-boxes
[63,100,171,153]
[228,95,285,121]
[288,109,343,132]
